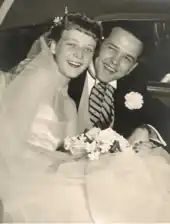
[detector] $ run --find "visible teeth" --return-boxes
[68,61,81,66]
[104,63,116,72]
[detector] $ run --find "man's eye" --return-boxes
[124,56,134,63]
[108,46,114,50]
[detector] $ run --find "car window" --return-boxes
[0,24,49,71]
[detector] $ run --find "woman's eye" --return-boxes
[84,48,93,53]
[67,43,76,47]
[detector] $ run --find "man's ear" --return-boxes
[127,62,138,75]
[50,40,56,55]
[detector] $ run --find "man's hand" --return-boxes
[128,127,149,145]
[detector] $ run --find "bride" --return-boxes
[0,12,103,221]
[0,13,170,223]
[0,12,102,155]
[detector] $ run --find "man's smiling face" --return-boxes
[55,29,97,79]
[95,27,143,83]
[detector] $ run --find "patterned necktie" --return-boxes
[89,82,115,129]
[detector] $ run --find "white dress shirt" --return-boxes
[77,71,117,133]
[87,71,117,95]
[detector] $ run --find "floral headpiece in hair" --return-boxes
[53,16,63,25]
[51,7,104,41]
[51,6,68,28]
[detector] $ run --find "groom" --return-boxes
[69,26,143,133]
[69,26,170,151]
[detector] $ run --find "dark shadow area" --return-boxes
[0,24,50,71]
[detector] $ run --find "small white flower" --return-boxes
[100,142,110,153]
[96,128,116,142]
[53,16,63,25]
[64,136,77,151]
[88,150,100,160]
[85,141,97,153]
[124,91,144,110]
[69,139,87,156]
[96,128,131,152]
[78,134,87,142]
[85,127,101,140]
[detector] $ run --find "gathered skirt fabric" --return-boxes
[1,145,170,223]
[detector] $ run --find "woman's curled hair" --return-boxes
[48,12,103,47]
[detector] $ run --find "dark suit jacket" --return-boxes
[114,68,170,140]
[68,71,87,110]
[68,66,170,152]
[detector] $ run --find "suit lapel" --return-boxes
[68,71,86,110]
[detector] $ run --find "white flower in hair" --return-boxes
[125,91,144,110]
[53,6,67,26]
[53,16,63,26]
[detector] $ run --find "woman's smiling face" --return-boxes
[55,29,97,79]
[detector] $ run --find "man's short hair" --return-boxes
[94,26,143,60]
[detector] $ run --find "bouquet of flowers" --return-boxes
[62,127,132,160]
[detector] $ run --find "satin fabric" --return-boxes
[1,146,170,222]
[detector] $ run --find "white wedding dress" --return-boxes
[1,146,170,223]
[0,37,170,223]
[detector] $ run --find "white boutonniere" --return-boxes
[124,91,144,110]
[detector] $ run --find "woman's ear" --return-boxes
[50,41,56,55]
[127,62,138,75]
